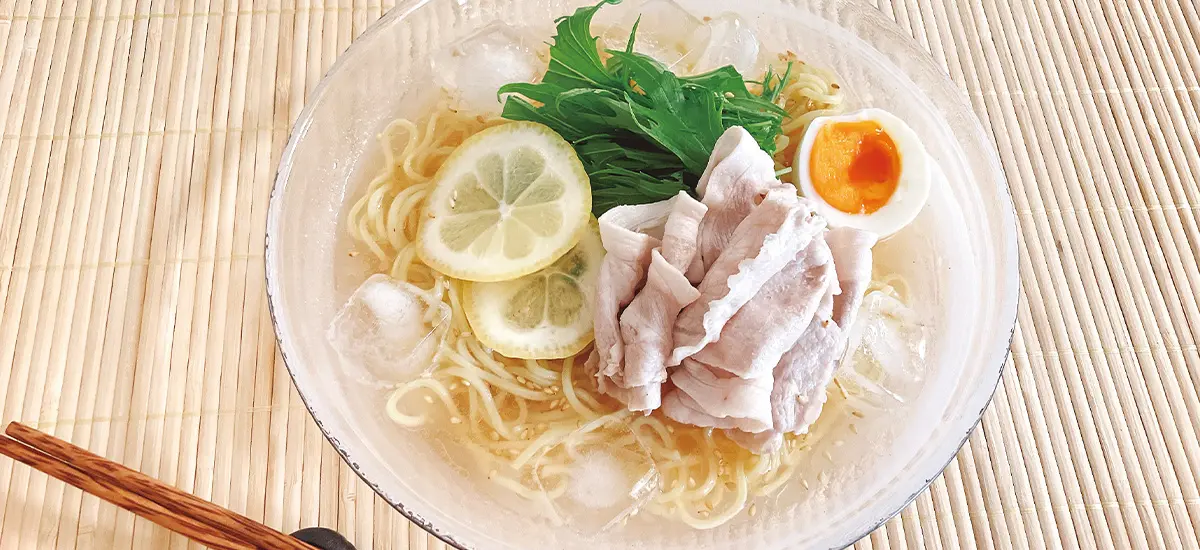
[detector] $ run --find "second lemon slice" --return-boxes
[417,122,592,282]
[464,226,603,359]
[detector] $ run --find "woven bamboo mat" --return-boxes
[0,0,1197,547]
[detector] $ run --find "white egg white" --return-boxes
[793,108,933,237]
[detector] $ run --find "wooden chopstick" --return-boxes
[0,433,254,549]
[0,423,317,550]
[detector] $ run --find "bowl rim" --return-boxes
[264,0,1020,548]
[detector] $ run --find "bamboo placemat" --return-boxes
[0,0,1197,547]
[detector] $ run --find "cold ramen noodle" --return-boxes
[332,0,932,531]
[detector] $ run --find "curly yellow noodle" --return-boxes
[561,357,601,420]
[629,416,673,445]
[385,378,463,426]
[350,194,390,262]
[385,185,428,249]
[574,384,607,411]
[444,364,555,402]
[689,464,750,528]
[514,411,630,469]
[779,64,846,136]
[523,358,561,386]
[509,393,530,427]
[403,115,440,180]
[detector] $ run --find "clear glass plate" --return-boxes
[265,0,1019,548]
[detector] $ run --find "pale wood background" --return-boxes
[0,0,1198,548]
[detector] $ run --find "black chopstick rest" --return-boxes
[291,527,356,550]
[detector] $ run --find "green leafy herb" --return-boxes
[499,0,791,215]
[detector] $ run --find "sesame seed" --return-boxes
[852,410,865,418]
[687,477,696,488]
[801,479,810,489]
[849,424,859,434]
[748,504,758,517]
[449,417,462,425]
[834,440,844,447]
[516,376,527,385]
[423,396,434,404]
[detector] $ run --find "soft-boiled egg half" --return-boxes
[794,108,932,236]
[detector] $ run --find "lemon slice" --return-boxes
[417,122,592,282]
[464,225,603,359]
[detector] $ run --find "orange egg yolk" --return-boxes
[808,120,902,214]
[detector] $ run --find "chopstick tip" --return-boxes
[5,422,33,438]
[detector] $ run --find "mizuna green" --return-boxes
[499,0,792,215]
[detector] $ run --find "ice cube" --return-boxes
[837,289,929,407]
[566,450,644,510]
[326,274,451,387]
[532,420,660,534]
[431,23,544,112]
[693,13,761,75]
[598,0,711,74]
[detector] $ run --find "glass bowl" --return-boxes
[265,0,1019,548]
